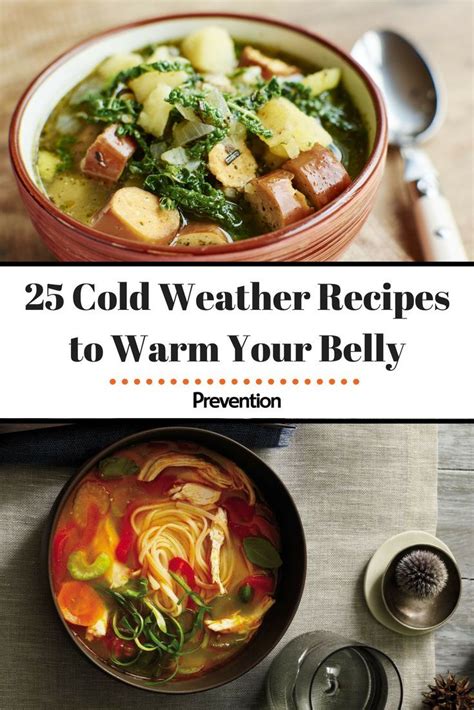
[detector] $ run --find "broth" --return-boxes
[51,441,281,683]
[38,28,368,246]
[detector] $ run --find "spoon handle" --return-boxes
[403,149,467,261]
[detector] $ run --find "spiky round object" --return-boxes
[423,672,474,708]
[395,549,448,599]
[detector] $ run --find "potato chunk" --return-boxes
[302,68,341,95]
[283,144,352,209]
[37,150,61,183]
[91,187,180,244]
[129,69,188,103]
[147,46,189,64]
[130,67,188,139]
[173,222,231,247]
[208,139,257,189]
[239,46,300,80]
[245,169,313,231]
[257,97,332,159]
[181,26,236,73]
[97,53,142,81]
[137,84,174,139]
[258,98,331,154]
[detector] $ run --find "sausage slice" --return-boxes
[208,139,258,190]
[80,124,136,183]
[239,46,300,80]
[282,144,352,210]
[244,169,313,231]
[91,187,180,244]
[172,222,232,247]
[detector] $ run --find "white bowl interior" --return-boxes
[18,15,378,190]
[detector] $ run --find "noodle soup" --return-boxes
[51,440,281,683]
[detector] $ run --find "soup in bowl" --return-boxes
[47,427,306,692]
[10,14,387,261]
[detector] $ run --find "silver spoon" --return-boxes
[352,29,467,261]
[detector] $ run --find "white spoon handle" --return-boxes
[409,188,467,261]
[403,146,467,261]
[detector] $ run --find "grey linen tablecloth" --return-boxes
[0,424,437,709]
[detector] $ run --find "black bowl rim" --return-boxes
[46,425,307,694]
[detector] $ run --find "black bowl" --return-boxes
[46,426,307,694]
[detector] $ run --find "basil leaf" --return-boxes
[243,536,282,569]
[98,456,139,479]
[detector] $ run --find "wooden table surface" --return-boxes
[436,424,474,680]
[0,422,472,682]
[0,0,472,261]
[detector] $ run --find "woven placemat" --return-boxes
[0,424,437,709]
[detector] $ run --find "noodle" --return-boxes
[131,501,239,615]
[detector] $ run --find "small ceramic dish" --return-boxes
[382,543,462,631]
[364,530,459,636]
[45,426,307,693]
[10,12,387,262]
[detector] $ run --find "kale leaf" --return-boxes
[108,60,194,93]
[224,77,280,139]
[166,86,228,128]
[186,127,228,159]
[281,81,358,132]
[144,165,243,229]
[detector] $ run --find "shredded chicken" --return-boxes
[85,611,108,640]
[205,595,275,634]
[170,482,221,506]
[208,508,227,594]
[109,561,131,589]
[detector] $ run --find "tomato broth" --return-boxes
[51,440,281,683]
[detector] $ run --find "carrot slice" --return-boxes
[57,580,106,627]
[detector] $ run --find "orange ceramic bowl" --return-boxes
[9,13,387,262]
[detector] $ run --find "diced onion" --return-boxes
[161,147,200,171]
[69,78,104,106]
[203,73,234,92]
[150,141,168,160]
[281,73,304,83]
[177,105,199,122]
[173,120,215,146]
[228,118,247,143]
[203,85,231,120]
[161,147,188,164]
[147,45,180,62]
[56,113,81,135]
[239,66,262,85]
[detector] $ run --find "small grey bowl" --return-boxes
[382,544,462,631]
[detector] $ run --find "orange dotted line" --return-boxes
[109,377,360,386]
